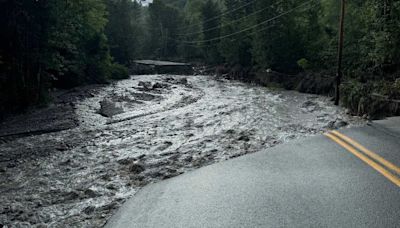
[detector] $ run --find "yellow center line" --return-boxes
[331,130,400,175]
[324,132,400,187]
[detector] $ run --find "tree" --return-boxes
[176,0,205,60]
[46,0,112,87]
[0,0,128,117]
[146,0,182,59]
[251,0,307,72]
[201,0,223,63]
[218,0,254,66]
[106,0,143,65]
[0,0,50,115]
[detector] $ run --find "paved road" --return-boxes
[106,117,400,228]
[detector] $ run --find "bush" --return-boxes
[341,81,373,116]
[297,58,310,71]
[341,79,400,118]
[109,63,129,80]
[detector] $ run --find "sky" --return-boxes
[139,0,153,6]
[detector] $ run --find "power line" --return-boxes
[176,0,315,45]
[176,0,258,32]
[180,23,277,48]
[178,0,317,48]
[176,1,280,37]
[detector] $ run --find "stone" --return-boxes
[83,206,95,215]
[327,121,336,129]
[156,141,173,151]
[99,100,123,117]
[129,163,145,174]
[152,82,169,89]
[335,121,348,129]
[106,184,117,190]
[179,78,188,85]
[84,189,101,198]
[138,81,152,90]
[301,100,316,108]
[238,135,250,142]
[327,120,348,129]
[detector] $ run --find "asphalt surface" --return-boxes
[106,117,400,228]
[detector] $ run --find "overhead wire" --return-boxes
[176,1,280,37]
[178,0,317,48]
[174,0,315,45]
[180,23,277,48]
[176,0,258,32]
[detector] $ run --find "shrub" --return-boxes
[109,63,129,80]
[297,58,310,71]
[341,79,400,118]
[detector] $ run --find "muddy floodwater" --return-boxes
[0,75,364,227]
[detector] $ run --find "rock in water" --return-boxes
[152,82,169,89]
[179,78,188,85]
[335,121,348,129]
[138,81,152,90]
[99,100,123,117]
[83,206,95,215]
[327,120,348,129]
[238,135,250,142]
[129,163,145,174]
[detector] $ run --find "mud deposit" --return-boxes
[0,75,364,227]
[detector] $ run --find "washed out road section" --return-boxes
[106,120,400,228]
[0,75,363,227]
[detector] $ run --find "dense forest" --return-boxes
[1,0,399,119]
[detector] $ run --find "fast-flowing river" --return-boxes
[0,75,364,227]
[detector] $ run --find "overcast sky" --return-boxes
[139,0,153,6]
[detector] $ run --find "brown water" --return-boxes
[0,75,364,227]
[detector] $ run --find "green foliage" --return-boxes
[146,0,182,59]
[0,0,50,115]
[201,0,223,63]
[45,0,112,88]
[109,63,129,80]
[297,58,310,71]
[218,0,254,66]
[0,0,137,116]
[106,0,143,65]
[1,0,400,118]
[394,79,400,95]
[341,79,400,118]
[176,0,400,75]
[341,81,373,116]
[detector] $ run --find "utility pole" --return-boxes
[335,0,345,106]
[164,29,168,58]
[160,22,164,59]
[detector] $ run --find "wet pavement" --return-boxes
[0,75,364,227]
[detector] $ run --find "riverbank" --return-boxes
[0,74,364,227]
[213,64,400,119]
